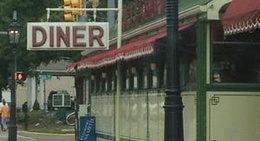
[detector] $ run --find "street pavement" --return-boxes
[0,130,75,141]
[0,131,38,141]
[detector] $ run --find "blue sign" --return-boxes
[79,116,96,141]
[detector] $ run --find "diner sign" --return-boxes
[27,22,109,50]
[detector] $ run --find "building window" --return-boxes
[129,67,134,90]
[137,65,144,89]
[101,72,107,92]
[90,75,95,93]
[96,74,101,92]
[211,22,260,83]
[179,26,197,88]
[107,72,111,92]
[112,70,116,91]
[121,65,127,90]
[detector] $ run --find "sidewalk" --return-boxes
[18,130,75,136]
[0,131,39,141]
[0,131,8,141]
[0,128,75,141]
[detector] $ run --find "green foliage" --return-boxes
[27,110,43,123]
[0,0,134,89]
[0,0,82,89]
[17,110,74,134]
[55,108,67,120]
[27,110,58,124]
[32,99,40,111]
[17,112,26,123]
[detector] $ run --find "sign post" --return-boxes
[38,73,52,112]
[41,4,122,141]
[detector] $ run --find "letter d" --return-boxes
[32,26,47,47]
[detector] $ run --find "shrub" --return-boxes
[28,110,43,124]
[55,108,67,120]
[27,110,61,127]
[17,112,25,123]
[32,99,40,111]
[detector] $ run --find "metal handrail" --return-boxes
[66,111,75,126]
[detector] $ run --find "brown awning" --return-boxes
[222,0,260,35]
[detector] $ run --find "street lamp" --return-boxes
[7,10,21,141]
[164,0,184,141]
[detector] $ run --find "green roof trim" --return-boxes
[180,0,211,11]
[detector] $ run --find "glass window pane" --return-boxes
[211,22,260,83]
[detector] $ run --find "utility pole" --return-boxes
[164,0,184,141]
[46,1,122,140]
[115,0,123,141]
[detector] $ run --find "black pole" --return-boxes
[24,112,28,130]
[164,0,184,141]
[75,98,79,141]
[8,48,17,141]
[22,102,28,130]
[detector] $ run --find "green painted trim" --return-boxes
[96,132,142,141]
[207,83,260,91]
[196,20,207,141]
[96,132,114,140]
[180,0,211,11]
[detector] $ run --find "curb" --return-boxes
[18,130,75,136]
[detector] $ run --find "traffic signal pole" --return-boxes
[46,2,123,141]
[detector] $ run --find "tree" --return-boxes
[0,0,134,90]
[0,0,82,89]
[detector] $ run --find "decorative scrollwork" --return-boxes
[210,95,220,105]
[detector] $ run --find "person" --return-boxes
[1,100,10,131]
[0,99,8,131]
[0,99,3,131]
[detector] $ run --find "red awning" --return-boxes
[222,0,260,35]
[66,23,194,71]
[66,32,166,71]
[116,32,166,61]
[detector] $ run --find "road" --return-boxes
[0,131,75,141]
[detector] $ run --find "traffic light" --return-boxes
[63,0,82,21]
[15,72,26,81]
[64,0,74,21]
